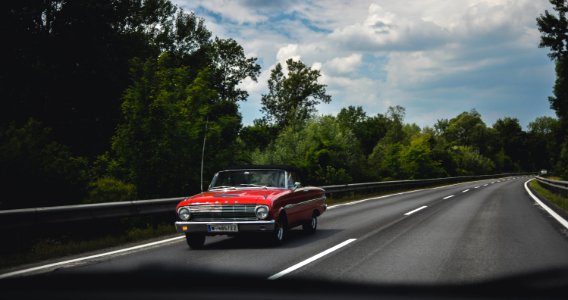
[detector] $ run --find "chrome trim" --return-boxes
[283,196,326,210]
[179,204,270,221]
[176,220,275,225]
[175,220,276,234]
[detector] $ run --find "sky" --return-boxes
[173,0,557,129]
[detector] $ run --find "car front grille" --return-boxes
[188,204,257,221]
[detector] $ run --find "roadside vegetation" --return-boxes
[529,180,568,213]
[2,1,566,211]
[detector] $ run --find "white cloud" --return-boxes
[173,0,556,127]
[326,53,363,74]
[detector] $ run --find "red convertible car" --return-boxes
[175,166,327,249]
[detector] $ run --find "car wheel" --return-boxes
[302,213,317,234]
[185,233,206,249]
[271,216,286,245]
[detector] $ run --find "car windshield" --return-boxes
[209,170,287,189]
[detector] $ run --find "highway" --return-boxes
[49,176,568,284]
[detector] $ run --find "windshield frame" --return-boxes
[208,169,293,191]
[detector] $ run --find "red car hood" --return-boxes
[176,188,289,208]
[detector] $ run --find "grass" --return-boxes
[529,180,568,213]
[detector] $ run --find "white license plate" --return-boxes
[207,224,238,232]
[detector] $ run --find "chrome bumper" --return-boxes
[175,220,275,234]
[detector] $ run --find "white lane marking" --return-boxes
[483,184,489,187]
[462,189,470,193]
[491,181,496,184]
[443,195,455,199]
[474,186,480,189]
[404,206,428,216]
[268,239,357,280]
[524,179,568,230]
[0,236,185,279]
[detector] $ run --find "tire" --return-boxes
[302,213,317,234]
[271,216,286,246]
[185,233,206,249]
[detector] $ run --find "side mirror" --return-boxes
[293,182,302,190]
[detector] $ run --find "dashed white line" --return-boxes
[268,238,357,280]
[443,195,455,199]
[474,186,480,189]
[462,189,470,193]
[404,206,428,216]
[483,184,489,187]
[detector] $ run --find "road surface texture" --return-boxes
[51,176,568,285]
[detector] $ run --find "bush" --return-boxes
[83,177,137,203]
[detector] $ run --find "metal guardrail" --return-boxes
[535,176,568,194]
[0,197,186,229]
[0,173,530,229]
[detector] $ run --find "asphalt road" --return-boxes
[60,176,568,285]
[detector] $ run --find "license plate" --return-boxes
[207,224,238,232]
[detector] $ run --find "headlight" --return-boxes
[255,205,269,220]
[178,207,191,221]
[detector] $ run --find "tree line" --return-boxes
[0,0,565,209]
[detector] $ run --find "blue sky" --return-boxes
[174,0,557,129]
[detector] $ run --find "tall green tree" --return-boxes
[537,0,568,177]
[527,116,561,171]
[261,59,331,128]
[110,54,242,198]
[492,117,525,171]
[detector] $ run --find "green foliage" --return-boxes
[110,54,243,198]
[84,177,137,204]
[239,119,280,152]
[0,119,89,209]
[261,59,331,128]
[537,1,568,177]
[251,116,363,185]
[527,117,560,171]
[443,110,493,155]
[337,106,389,155]
[208,37,261,102]
[400,134,447,179]
[449,146,495,176]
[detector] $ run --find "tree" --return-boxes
[208,38,261,102]
[399,134,447,179]
[251,116,364,184]
[527,116,560,171]
[261,59,331,128]
[492,117,525,171]
[0,119,89,209]
[443,110,493,155]
[110,54,242,198]
[537,0,568,177]
[337,106,389,156]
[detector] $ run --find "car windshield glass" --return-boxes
[209,170,286,189]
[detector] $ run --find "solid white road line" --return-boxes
[443,195,455,199]
[268,239,357,280]
[404,206,428,216]
[524,179,568,230]
[0,236,185,279]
